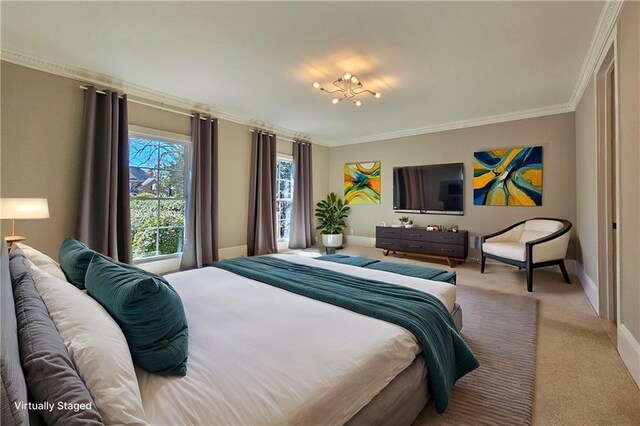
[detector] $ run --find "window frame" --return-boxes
[128,125,192,263]
[275,154,294,243]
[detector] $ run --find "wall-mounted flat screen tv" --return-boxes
[393,163,464,215]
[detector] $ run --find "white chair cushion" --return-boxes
[519,220,563,243]
[523,219,563,232]
[519,230,550,243]
[482,242,526,262]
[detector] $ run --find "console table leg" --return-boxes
[383,250,389,256]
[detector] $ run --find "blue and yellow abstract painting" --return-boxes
[474,146,542,206]
[344,162,381,205]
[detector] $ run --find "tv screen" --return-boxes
[393,163,464,215]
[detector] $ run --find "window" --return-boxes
[129,127,190,260]
[276,157,294,241]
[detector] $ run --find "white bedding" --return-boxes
[136,254,456,425]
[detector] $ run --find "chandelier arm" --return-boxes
[332,80,347,91]
[321,88,343,94]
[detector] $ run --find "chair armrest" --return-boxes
[525,220,572,263]
[482,221,527,244]
[525,220,572,247]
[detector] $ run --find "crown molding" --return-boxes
[0,47,323,146]
[568,0,625,110]
[2,45,583,149]
[329,103,574,147]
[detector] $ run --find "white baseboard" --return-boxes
[218,245,248,260]
[618,324,640,389]
[345,235,376,247]
[576,261,599,315]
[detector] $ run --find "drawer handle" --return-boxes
[440,248,454,252]
[409,244,422,248]
[379,242,393,246]
[440,236,454,240]
[409,233,422,237]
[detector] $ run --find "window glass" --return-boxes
[276,158,294,241]
[129,135,188,259]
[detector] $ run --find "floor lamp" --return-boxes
[0,198,50,246]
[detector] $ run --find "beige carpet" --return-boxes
[311,246,640,425]
[419,285,537,425]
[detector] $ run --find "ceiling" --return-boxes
[1,1,604,146]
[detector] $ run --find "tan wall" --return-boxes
[616,1,639,340]
[575,76,598,282]
[1,62,85,257]
[0,61,329,258]
[329,113,578,258]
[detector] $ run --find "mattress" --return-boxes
[136,254,457,425]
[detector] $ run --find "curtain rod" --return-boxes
[79,86,213,121]
[249,129,310,144]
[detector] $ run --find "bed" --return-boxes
[1,243,472,426]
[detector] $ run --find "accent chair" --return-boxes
[480,218,572,292]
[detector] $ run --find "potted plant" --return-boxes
[398,216,410,227]
[315,192,351,248]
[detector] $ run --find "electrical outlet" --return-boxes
[349,228,354,235]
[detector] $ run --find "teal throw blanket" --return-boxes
[210,256,478,413]
[317,254,457,284]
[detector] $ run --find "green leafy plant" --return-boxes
[315,192,351,235]
[399,216,410,224]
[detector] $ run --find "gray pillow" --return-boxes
[1,241,29,426]
[10,248,103,425]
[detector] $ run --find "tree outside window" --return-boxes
[276,158,294,241]
[129,134,188,259]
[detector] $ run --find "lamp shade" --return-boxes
[0,198,50,219]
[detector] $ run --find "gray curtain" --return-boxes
[77,86,132,263]
[247,131,277,256]
[289,141,316,249]
[181,115,218,269]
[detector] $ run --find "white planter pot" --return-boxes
[322,234,343,248]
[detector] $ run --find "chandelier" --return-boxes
[312,73,381,106]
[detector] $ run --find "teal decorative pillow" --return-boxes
[85,255,189,376]
[59,237,170,289]
[58,238,95,289]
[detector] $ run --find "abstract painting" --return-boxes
[473,146,543,206]
[344,161,381,205]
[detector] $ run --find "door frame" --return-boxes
[594,28,620,323]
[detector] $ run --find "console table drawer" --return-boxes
[375,238,402,251]
[402,240,431,254]
[431,232,466,245]
[402,229,431,242]
[376,227,403,238]
[432,243,465,259]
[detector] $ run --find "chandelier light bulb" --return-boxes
[355,100,362,106]
[312,82,321,89]
[343,72,352,81]
[331,98,339,104]
[374,92,382,98]
[350,76,359,84]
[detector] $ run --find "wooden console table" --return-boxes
[375,226,468,267]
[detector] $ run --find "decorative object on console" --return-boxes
[473,146,543,206]
[312,73,381,106]
[344,162,381,205]
[315,192,351,250]
[375,226,469,268]
[480,218,572,292]
[0,198,49,246]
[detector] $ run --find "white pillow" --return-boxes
[30,265,148,425]
[14,242,68,282]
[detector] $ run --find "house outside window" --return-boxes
[276,156,294,241]
[129,126,190,260]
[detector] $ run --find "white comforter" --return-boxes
[136,254,456,425]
